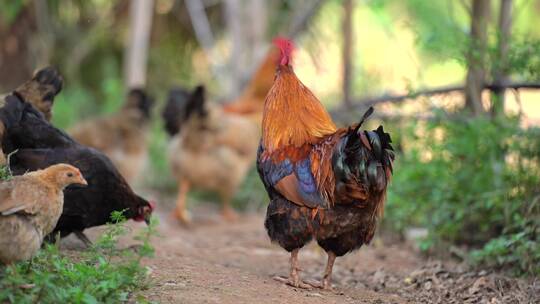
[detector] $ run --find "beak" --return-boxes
[144,200,156,225]
[144,213,152,225]
[78,177,88,187]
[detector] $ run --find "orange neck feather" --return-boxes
[32,168,62,190]
[262,66,337,153]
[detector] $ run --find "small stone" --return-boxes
[306,292,324,298]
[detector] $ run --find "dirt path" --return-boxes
[67,202,538,304]
[142,205,419,304]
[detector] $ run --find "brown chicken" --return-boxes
[222,47,279,124]
[9,66,64,122]
[163,86,259,224]
[257,38,394,290]
[0,164,87,264]
[69,89,154,184]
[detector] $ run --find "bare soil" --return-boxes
[64,201,539,304]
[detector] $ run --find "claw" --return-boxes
[302,279,334,291]
[273,276,312,290]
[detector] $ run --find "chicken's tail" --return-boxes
[332,107,394,200]
[13,67,64,120]
[162,85,206,137]
[125,88,154,121]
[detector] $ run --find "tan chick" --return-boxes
[163,86,259,224]
[69,89,153,185]
[168,103,259,223]
[0,164,87,264]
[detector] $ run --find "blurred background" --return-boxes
[0,0,539,275]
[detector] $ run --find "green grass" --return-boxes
[0,212,158,303]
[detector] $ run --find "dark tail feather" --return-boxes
[375,125,395,174]
[338,107,394,192]
[126,88,154,120]
[353,106,374,134]
[346,106,375,157]
[162,85,206,137]
[31,67,64,96]
[162,88,191,136]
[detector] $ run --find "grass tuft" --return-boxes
[0,211,158,303]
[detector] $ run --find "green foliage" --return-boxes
[471,220,539,276]
[0,212,158,303]
[369,0,468,63]
[0,0,26,26]
[52,62,125,130]
[52,84,96,129]
[0,165,11,181]
[385,113,540,275]
[0,151,15,181]
[507,39,540,81]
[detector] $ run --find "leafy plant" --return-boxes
[0,0,26,26]
[0,165,11,181]
[385,112,540,275]
[0,212,158,303]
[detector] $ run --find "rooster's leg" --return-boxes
[273,248,312,289]
[173,178,191,225]
[321,251,336,290]
[220,193,238,222]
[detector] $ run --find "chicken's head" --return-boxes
[133,199,156,225]
[273,37,295,66]
[43,163,88,189]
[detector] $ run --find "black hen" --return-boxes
[0,94,155,246]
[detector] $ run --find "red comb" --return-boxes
[149,200,156,211]
[273,37,294,66]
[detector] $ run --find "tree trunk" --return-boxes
[124,0,154,88]
[288,0,326,39]
[250,0,267,60]
[465,0,490,116]
[32,0,54,67]
[224,0,268,98]
[185,0,216,54]
[491,0,512,118]
[224,0,244,98]
[342,0,354,108]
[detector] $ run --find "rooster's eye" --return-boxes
[67,172,74,177]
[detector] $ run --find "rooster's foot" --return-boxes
[273,275,312,289]
[304,279,334,291]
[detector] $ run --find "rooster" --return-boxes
[257,38,394,290]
